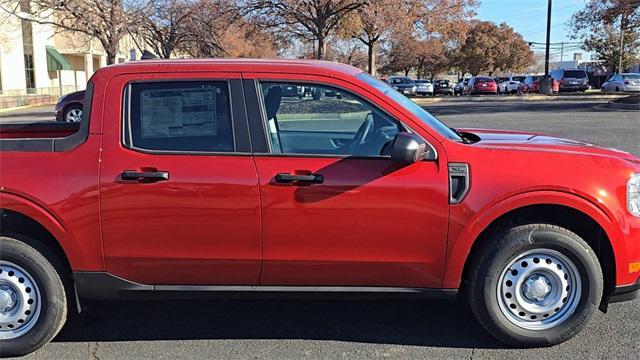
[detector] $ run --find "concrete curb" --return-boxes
[0,103,55,115]
[413,94,627,104]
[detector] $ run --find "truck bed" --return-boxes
[0,122,80,139]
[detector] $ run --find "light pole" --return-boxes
[541,0,554,95]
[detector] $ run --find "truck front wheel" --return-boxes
[467,224,603,347]
[0,236,67,357]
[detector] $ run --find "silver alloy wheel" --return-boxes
[0,261,41,340]
[496,249,582,330]
[65,108,82,123]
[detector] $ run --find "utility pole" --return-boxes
[560,42,564,62]
[542,0,553,95]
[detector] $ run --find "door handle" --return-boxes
[275,173,323,184]
[121,170,169,182]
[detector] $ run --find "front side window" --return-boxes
[126,81,234,152]
[259,82,402,156]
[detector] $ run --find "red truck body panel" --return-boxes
[0,59,638,294]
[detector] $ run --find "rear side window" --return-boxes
[564,70,587,78]
[125,81,234,152]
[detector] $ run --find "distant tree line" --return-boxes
[569,0,639,73]
[0,0,538,77]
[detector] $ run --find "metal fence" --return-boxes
[0,86,79,109]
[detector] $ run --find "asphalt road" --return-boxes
[7,99,640,359]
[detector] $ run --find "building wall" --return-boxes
[1,10,139,97]
[0,14,27,91]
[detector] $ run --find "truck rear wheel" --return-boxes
[467,224,603,347]
[0,236,67,357]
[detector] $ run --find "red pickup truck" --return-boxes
[0,59,639,356]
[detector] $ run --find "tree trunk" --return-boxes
[404,68,410,77]
[106,51,116,65]
[367,41,377,75]
[162,44,173,59]
[316,36,326,60]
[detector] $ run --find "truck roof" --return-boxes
[94,58,363,78]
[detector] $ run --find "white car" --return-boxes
[601,73,640,93]
[414,79,434,96]
[499,76,527,94]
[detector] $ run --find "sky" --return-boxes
[475,0,589,61]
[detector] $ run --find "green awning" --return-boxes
[46,46,72,71]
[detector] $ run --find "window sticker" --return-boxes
[140,87,217,138]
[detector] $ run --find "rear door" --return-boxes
[243,74,450,288]
[99,72,261,285]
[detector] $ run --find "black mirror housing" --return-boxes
[390,132,432,163]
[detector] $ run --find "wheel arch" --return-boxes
[0,191,94,271]
[445,191,620,309]
[0,209,73,282]
[62,101,83,116]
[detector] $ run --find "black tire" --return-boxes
[0,236,68,357]
[62,104,82,123]
[467,224,603,347]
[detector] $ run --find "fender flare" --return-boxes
[0,191,93,270]
[442,190,624,288]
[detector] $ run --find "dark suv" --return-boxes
[434,79,455,95]
[550,69,589,92]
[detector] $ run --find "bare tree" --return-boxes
[175,0,241,57]
[340,0,412,75]
[243,0,365,60]
[0,0,135,64]
[130,0,195,59]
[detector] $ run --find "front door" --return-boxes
[100,73,261,285]
[247,78,450,288]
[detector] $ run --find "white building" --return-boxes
[0,6,139,108]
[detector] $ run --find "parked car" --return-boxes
[463,76,498,95]
[1,59,640,356]
[281,84,303,98]
[433,79,455,95]
[601,73,640,93]
[54,90,85,122]
[495,77,507,94]
[499,76,527,94]
[550,68,589,92]
[520,76,541,93]
[414,79,434,96]
[454,78,467,95]
[387,77,417,96]
[520,75,560,94]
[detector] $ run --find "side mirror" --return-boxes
[390,132,434,163]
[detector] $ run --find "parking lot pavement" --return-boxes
[11,98,640,360]
[425,100,639,156]
[0,105,56,123]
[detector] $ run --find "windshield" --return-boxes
[357,73,462,141]
[564,70,587,78]
[513,76,526,82]
[623,74,640,79]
